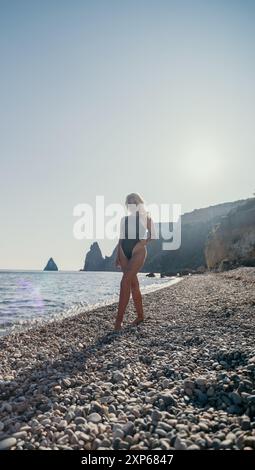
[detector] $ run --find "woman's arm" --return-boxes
[140,214,156,245]
[145,215,155,244]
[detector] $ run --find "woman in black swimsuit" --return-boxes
[115,193,155,331]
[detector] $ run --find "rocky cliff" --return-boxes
[205,198,255,270]
[83,199,248,274]
[44,258,58,271]
[145,200,246,274]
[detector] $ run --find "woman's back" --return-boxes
[122,211,147,240]
[120,211,147,260]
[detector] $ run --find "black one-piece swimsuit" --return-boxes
[121,212,146,260]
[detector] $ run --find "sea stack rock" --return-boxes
[84,242,104,271]
[44,258,58,271]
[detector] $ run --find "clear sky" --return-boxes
[0,0,254,270]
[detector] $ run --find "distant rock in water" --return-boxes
[44,258,58,271]
[205,198,255,270]
[83,242,104,271]
[146,272,156,277]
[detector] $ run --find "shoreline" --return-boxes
[0,275,181,338]
[0,267,255,450]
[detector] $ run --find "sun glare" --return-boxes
[181,141,223,183]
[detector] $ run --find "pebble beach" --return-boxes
[0,267,255,451]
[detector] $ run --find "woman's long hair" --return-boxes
[125,193,149,226]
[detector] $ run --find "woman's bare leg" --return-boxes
[114,245,146,330]
[131,275,144,324]
[114,246,129,331]
[114,275,131,330]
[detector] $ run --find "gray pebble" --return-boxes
[0,437,17,450]
[174,436,187,450]
[88,413,102,424]
[151,410,162,423]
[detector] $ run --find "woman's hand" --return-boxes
[139,239,148,247]
[115,257,121,268]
